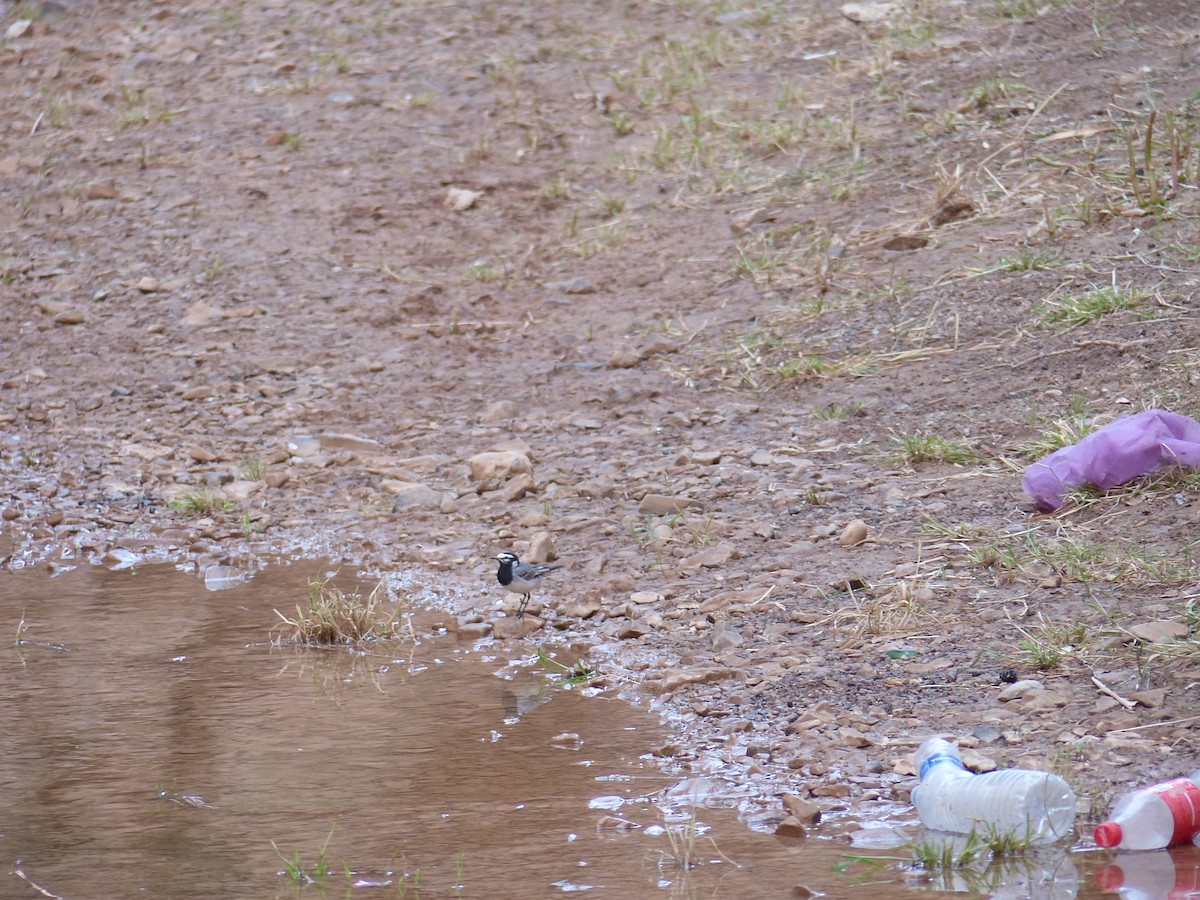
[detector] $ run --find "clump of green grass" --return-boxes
[771,354,832,379]
[888,432,980,465]
[237,454,264,480]
[567,222,625,259]
[991,0,1067,18]
[1039,285,1148,329]
[463,260,497,281]
[1001,251,1061,271]
[839,825,1037,887]
[911,823,1035,873]
[731,245,792,282]
[537,175,571,202]
[1185,597,1200,631]
[911,830,986,871]
[960,76,1027,112]
[593,191,627,216]
[1019,397,1094,458]
[645,813,734,873]
[971,251,1062,276]
[975,530,1200,587]
[660,818,700,871]
[1012,614,1088,670]
[814,401,865,421]
[169,489,232,515]
[535,646,598,686]
[273,577,409,644]
[980,824,1037,855]
[273,825,342,885]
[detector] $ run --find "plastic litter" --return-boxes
[1094,847,1200,900]
[912,738,1076,844]
[1093,771,1200,850]
[1022,409,1200,511]
[203,565,249,591]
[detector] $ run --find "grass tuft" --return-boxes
[911,830,986,871]
[273,824,339,886]
[237,454,264,481]
[169,489,232,515]
[1019,397,1095,459]
[1011,613,1088,670]
[1039,285,1148,329]
[534,646,599,686]
[888,432,980,465]
[814,401,865,421]
[273,576,410,644]
[645,813,735,873]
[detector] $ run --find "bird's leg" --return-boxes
[517,594,529,619]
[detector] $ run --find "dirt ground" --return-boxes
[3,0,1200,840]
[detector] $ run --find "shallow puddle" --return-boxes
[1,562,1194,898]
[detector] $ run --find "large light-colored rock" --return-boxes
[468,450,532,482]
[123,442,172,461]
[181,301,223,326]
[652,667,735,694]
[1130,620,1187,643]
[630,591,663,605]
[684,543,736,570]
[560,597,601,619]
[500,472,536,501]
[492,614,543,639]
[386,482,445,511]
[638,493,702,516]
[526,531,557,563]
[481,400,518,423]
[223,480,259,502]
[782,793,822,823]
[710,620,744,651]
[998,679,1044,701]
[839,519,870,547]
[775,816,807,838]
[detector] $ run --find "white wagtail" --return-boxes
[493,551,560,619]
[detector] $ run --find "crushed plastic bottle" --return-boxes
[203,565,249,591]
[1093,771,1200,850]
[912,738,1076,844]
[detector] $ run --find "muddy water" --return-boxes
[0,563,1176,899]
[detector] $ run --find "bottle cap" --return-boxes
[1093,821,1122,848]
[918,750,964,780]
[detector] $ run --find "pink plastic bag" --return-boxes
[1022,409,1200,511]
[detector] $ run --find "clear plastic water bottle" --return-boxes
[1093,771,1200,850]
[912,738,1076,844]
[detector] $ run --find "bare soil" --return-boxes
[3,0,1200,838]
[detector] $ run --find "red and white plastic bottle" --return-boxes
[1094,847,1200,899]
[1093,771,1200,850]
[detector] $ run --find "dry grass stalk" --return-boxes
[827,580,930,647]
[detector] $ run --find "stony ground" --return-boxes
[3,0,1200,842]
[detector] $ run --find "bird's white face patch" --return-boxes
[495,551,519,563]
